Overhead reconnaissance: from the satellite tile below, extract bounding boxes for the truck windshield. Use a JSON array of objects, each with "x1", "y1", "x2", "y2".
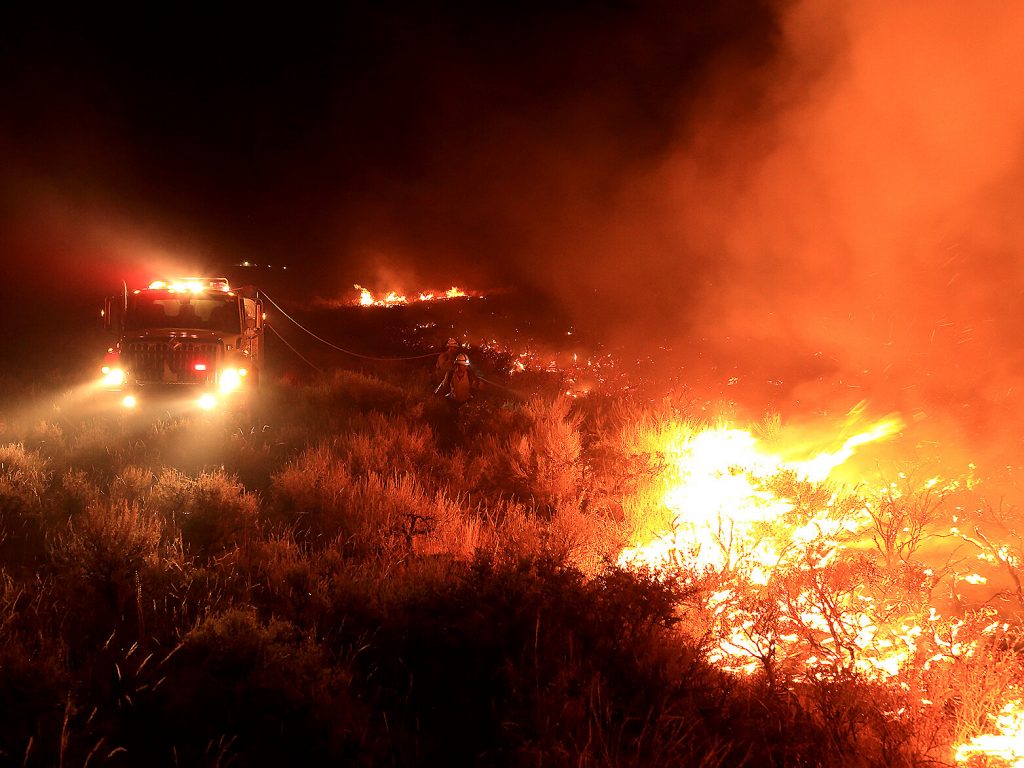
[{"x1": 126, "y1": 294, "x2": 241, "y2": 333}]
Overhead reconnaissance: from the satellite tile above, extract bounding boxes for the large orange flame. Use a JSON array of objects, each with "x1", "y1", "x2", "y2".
[
  {"x1": 614, "y1": 405, "x2": 1024, "y2": 763},
  {"x1": 619, "y1": 413, "x2": 903, "y2": 579},
  {"x1": 955, "y1": 700, "x2": 1024, "y2": 767}
]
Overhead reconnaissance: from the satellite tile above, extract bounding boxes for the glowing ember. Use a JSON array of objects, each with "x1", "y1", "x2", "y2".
[{"x1": 955, "y1": 700, "x2": 1024, "y2": 767}]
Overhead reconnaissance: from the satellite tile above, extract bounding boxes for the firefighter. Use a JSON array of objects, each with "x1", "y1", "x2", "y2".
[
  {"x1": 435, "y1": 352, "x2": 481, "y2": 450},
  {"x1": 436, "y1": 337, "x2": 461, "y2": 375},
  {"x1": 438, "y1": 353, "x2": 480, "y2": 404}
]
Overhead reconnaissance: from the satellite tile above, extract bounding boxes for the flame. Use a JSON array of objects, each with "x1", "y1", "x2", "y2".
[
  {"x1": 354, "y1": 284, "x2": 407, "y2": 306},
  {"x1": 955, "y1": 700, "x2": 1024, "y2": 767},
  {"x1": 616, "y1": 410, "x2": 939, "y2": 679},
  {"x1": 790, "y1": 415, "x2": 904, "y2": 482},
  {"x1": 352, "y1": 284, "x2": 476, "y2": 306},
  {"x1": 612, "y1": 406, "x2": 1024, "y2": 765},
  {"x1": 619, "y1": 414, "x2": 903, "y2": 576}
]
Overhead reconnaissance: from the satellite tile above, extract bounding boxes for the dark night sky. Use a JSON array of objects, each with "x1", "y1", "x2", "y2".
[
  {"x1": 0, "y1": 2, "x2": 777, "y2": 297},
  {"x1": 5, "y1": 0, "x2": 1024, "y2": 454}
]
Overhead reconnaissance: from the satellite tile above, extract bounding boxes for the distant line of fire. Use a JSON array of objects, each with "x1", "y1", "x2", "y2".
[{"x1": 353, "y1": 284, "x2": 484, "y2": 307}]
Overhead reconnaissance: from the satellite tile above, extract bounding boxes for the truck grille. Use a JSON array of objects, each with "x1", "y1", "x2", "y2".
[{"x1": 124, "y1": 341, "x2": 218, "y2": 384}]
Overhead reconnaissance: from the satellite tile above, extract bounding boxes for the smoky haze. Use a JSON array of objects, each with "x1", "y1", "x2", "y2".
[
  {"x1": 3, "y1": 0, "x2": 1024, "y2": 452},
  {"x1": 651, "y1": 0, "x2": 1024, "y2": 445},
  {"x1": 484, "y1": 0, "x2": 1024, "y2": 452}
]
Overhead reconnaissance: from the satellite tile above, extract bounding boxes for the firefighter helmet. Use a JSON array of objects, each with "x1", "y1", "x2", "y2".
[
  {"x1": 447, "y1": 337, "x2": 458, "y2": 347},
  {"x1": 455, "y1": 353, "x2": 469, "y2": 366}
]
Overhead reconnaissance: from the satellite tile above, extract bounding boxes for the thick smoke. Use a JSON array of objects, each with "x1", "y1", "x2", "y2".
[
  {"x1": 502, "y1": 0, "x2": 1024, "y2": 447},
  {"x1": 667, "y1": 0, "x2": 1024, "y2": 440}
]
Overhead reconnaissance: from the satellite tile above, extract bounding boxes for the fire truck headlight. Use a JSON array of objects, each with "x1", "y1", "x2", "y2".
[
  {"x1": 102, "y1": 367, "x2": 126, "y2": 387},
  {"x1": 218, "y1": 368, "x2": 243, "y2": 393},
  {"x1": 122, "y1": 394, "x2": 137, "y2": 409},
  {"x1": 197, "y1": 393, "x2": 218, "y2": 410}
]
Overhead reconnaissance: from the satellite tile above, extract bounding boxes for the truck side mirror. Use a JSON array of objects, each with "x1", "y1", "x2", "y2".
[
  {"x1": 243, "y1": 298, "x2": 263, "y2": 330},
  {"x1": 103, "y1": 296, "x2": 123, "y2": 333}
]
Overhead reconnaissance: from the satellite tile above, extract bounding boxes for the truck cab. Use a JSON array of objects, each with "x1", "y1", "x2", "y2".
[{"x1": 101, "y1": 278, "x2": 263, "y2": 411}]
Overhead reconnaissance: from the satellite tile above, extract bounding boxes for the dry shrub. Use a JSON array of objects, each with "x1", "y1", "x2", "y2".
[
  {"x1": 235, "y1": 534, "x2": 337, "y2": 624},
  {"x1": 308, "y1": 369, "x2": 410, "y2": 416},
  {"x1": 335, "y1": 413, "x2": 433, "y2": 476},
  {"x1": 483, "y1": 500, "x2": 545, "y2": 561},
  {"x1": 49, "y1": 500, "x2": 162, "y2": 625},
  {"x1": 110, "y1": 465, "x2": 155, "y2": 505},
  {"x1": 0, "y1": 571, "x2": 67, "y2": 767},
  {"x1": 55, "y1": 467, "x2": 101, "y2": 520},
  {"x1": 148, "y1": 468, "x2": 258, "y2": 559},
  {"x1": 431, "y1": 445, "x2": 492, "y2": 497},
  {"x1": 50, "y1": 500, "x2": 162, "y2": 581},
  {"x1": 354, "y1": 554, "x2": 692, "y2": 767},
  {"x1": 417, "y1": 497, "x2": 487, "y2": 560},
  {"x1": 349, "y1": 472, "x2": 450, "y2": 560},
  {"x1": 0, "y1": 444, "x2": 51, "y2": 564},
  {"x1": 64, "y1": 419, "x2": 126, "y2": 475},
  {"x1": 272, "y1": 442, "x2": 456, "y2": 558},
  {"x1": 144, "y1": 607, "x2": 362, "y2": 766},
  {"x1": 23, "y1": 419, "x2": 64, "y2": 454},
  {"x1": 0, "y1": 443, "x2": 50, "y2": 517},
  {"x1": 269, "y1": 442, "x2": 353, "y2": 540},
  {"x1": 222, "y1": 426, "x2": 289, "y2": 493},
  {"x1": 546, "y1": 501, "x2": 621, "y2": 575},
  {"x1": 496, "y1": 395, "x2": 584, "y2": 513}
]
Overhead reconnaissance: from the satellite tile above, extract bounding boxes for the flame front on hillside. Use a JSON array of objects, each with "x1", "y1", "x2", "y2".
[{"x1": 353, "y1": 284, "x2": 480, "y2": 306}]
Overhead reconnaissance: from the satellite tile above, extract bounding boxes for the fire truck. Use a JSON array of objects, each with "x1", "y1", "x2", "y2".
[{"x1": 100, "y1": 277, "x2": 264, "y2": 411}]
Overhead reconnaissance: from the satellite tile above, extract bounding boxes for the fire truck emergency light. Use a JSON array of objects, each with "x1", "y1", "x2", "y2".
[{"x1": 148, "y1": 278, "x2": 231, "y2": 293}]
